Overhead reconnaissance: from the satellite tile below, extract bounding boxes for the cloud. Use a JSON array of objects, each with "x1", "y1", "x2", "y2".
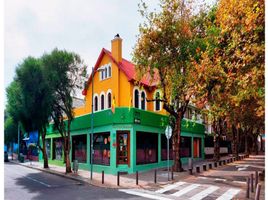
[{"x1": 4, "y1": 0, "x2": 160, "y2": 94}]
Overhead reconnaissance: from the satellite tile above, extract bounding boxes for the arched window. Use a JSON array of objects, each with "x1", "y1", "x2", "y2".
[
  {"x1": 141, "y1": 91, "x2": 146, "y2": 110},
  {"x1": 108, "y1": 65, "x2": 111, "y2": 77},
  {"x1": 101, "y1": 94, "x2": 105, "y2": 110},
  {"x1": 94, "y1": 96, "x2": 98, "y2": 111},
  {"x1": 155, "y1": 92, "x2": 160, "y2": 111},
  {"x1": 107, "y1": 92, "x2": 111, "y2": 108},
  {"x1": 134, "y1": 89, "x2": 139, "y2": 108}
]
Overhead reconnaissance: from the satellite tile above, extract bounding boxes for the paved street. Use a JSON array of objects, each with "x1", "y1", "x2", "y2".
[
  {"x1": 120, "y1": 155, "x2": 265, "y2": 200},
  {"x1": 5, "y1": 155, "x2": 265, "y2": 200},
  {"x1": 4, "y1": 162, "x2": 146, "y2": 200}
]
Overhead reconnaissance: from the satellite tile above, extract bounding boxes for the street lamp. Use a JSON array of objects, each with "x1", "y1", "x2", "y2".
[{"x1": 90, "y1": 66, "x2": 105, "y2": 180}]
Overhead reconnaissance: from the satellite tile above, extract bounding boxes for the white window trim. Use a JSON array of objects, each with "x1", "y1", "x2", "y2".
[
  {"x1": 140, "y1": 90, "x2": 147, "y2": 111},
  {"x1": 153, "y1": 90, "x2": 162, "y2": 112},
  {"x1": 100, "y1": 91, "x2": 106, "y2": 110},
  {"x1": 106, "y1": 89, "x2": 112, "y2": 109},
  {"x1": 99, "y1": 63, "x2": 112, "y2": 81},
  {"x1": 93, "y1": 93, "x2": 99, "y2": 112}
]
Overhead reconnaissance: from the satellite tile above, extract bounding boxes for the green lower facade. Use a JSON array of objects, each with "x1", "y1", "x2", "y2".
[{"x1": 40, "y1": 107, "x2": 205, "y2": 175}]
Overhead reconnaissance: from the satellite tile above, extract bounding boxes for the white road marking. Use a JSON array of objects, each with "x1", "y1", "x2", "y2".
[
  {"x1": 216, "y1": 188, "x2": 241, "y2": 200},
  {"x1": 237, "y1": 168, "x2": 247, "y2": 171},
  {"x1": 25, "y1": 176, "x2": 52, "y2": 187},
  {"x1": 119, "y1": 189, "x2": 172, "y2": 200},
  {"x1": 235, "y1": 165, "x2": 249, "y2": 168},
  {"x1": 171, "y1": 184, "x2": 200, "y2": 197},
  {"x1": 198, "y1": 177, "x2": 208, "y2": 180},
  {"x1": 215, "y1": 178, "x2": 227, "y2": 181},
  {"x1": 233, "y1": 181, "x2": 246, "y2": 184},
  {"x1": 155, "y1": 182, "x2": 186, "y2": 194},
  {"x1": 189, "y1": 186, "x2": 219, "y2": 200},
  {"x1": 9, "y1": 170, "x2": 52, "y2": 188}
]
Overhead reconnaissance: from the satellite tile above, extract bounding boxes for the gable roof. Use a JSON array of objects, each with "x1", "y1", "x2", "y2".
[{"x1": 86, "y1": 48, "x2": 159, "y2": 88}]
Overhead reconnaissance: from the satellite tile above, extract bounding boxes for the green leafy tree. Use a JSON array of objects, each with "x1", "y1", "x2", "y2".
[
  {"x1": 6, "y1": 57, "x2": 53, "y2": 168},
  {"x1": 195, "y1": 0, "x2": 264, "y2": 159},
  {"x1": 42, "y1": 49, "x2": 85, "y2": 173},
  {"x1": 133, "y1": 0, "x2": 207, "y2": 171},
  {"x1": 4, "y1": 111, "x2": 18, "y2": 151}
]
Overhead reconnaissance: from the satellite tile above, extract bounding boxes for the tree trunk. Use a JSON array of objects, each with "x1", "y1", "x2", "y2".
[
  {"x1": 212, "y1": 119, "x2": 221, "y2": 161},
  {"x1": 232, "y1": 125, "x2": 239, "y2": 159},
  {"x1": 244, "y1": 132, "x2": 248, "y2": 155},
  {"x1": 172, "y1": 115, "x2": 183, "y2": 172},
  {"x1": 41, "y1": 132, "x2": 49, "y2": 168},
  {"x1": 64, "y1": 120, "x2": 72, "y2": 173},
  {"x1": 213, "y1": 134, "x2": 220, "y2": 161}
]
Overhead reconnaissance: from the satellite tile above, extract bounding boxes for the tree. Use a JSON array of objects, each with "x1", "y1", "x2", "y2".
[
  {"x1": 42, "y1": 49, "x2": 86, "y2": 173},
  {"x1": 6, "y1": 57, "x2": 53, "y2": 168},
  {"x1": 4, "y1": 111, "x2": 18, "y2": 150},
  {"x1": 195, "y1": 0, "x2": 264, "y2": 159},
  {"x1": 133, "y1": 0, "x2": 206, "y2": 171}
]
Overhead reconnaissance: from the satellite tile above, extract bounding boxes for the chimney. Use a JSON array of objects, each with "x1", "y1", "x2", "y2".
[{"x1": 111, "y1": 34, "x2": 122, "y2": 62}]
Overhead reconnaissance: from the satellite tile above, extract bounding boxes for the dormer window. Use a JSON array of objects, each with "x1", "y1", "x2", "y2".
[
  {"x1": 99, "y1": 63, "x2": 112, "y2": 81},
  {"x1": 108, "y1": 65, "x2": 111, "y2": 77}
]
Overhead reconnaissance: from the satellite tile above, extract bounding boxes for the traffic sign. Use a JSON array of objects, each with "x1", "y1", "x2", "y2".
[{"x1": 165, "y1": 125, "x2": 172, "y2": 139}]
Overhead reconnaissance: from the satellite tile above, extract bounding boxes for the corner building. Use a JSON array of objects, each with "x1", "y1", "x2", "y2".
[{"x1": 41, "y1": 36, "x2": 205, "y2": 174}]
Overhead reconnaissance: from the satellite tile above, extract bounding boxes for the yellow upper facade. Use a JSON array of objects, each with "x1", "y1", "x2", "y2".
[{"x1": 74, "y1": 35, "x2": 166, "y2": 117}]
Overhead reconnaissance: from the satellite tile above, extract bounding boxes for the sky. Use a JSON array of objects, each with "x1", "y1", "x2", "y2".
[
  {"x1": 4, "y1": 0, "x2": 162, "y2": 99},
  {"x1": 4, "y1": 0, "x2": 217, "y2": 102}
]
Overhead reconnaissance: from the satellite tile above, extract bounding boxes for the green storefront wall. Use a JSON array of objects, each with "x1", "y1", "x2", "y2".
[{"x1": 40, "y1": 108, "x2": 205, "y2": 174}]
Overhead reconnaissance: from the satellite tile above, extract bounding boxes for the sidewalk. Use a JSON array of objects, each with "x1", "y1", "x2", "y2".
[
  {"x1": 10, "y1": 159, "x2": 190, "y2": 189},
  {"x1": 9, "y1": 154, "x2": 251, "y2": 189}
]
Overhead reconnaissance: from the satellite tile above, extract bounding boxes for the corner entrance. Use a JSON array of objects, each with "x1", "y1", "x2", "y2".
[{"x1": 116, "y1": 131, "x2": 130, "y2": 166}]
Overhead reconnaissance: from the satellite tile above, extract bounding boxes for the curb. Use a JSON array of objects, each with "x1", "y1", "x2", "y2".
[{"x1": 9, "y1": 161, "x2": 123, "y2": 189}]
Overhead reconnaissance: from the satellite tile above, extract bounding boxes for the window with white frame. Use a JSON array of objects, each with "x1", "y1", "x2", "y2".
[
  {"x1": 108, "y1": 65, "x2": 111, "y2": 77},
  {"x1": 94, "y1": 95, "x2": 98, "y2": 111},
  {"x1": 107, "y1": 91, "x2": 112, "y2": 109},
  {"x1": 134, "y1": 89, "x2": 139, "y2": 108},
  {"x1": 100, "y1": 94, "x2": 105, "y2": 110},
  {"x1": 154, "y1": 91, "x2": 161, "y2": 111},
  {"x1": 141, "y1": 91, "x2": 146, "y2": 110},
  {"x1": 99, "y1": 63, "x2": 112, "y2": 81}
]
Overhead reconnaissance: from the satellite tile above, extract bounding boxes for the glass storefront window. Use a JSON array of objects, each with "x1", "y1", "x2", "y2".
[
  {"x1": 117, "y1": 132, "x2": 129, "y2": 165},
  {"x1": 72, "y1": 135, "x2": 87, "y2": 163},
  {"x1": 53, "y1": 137, "x2": 63, "y2": 160},
  {"x1": 136, "y1": 132, "x2": 158, "y2": 165},
  {"x1": 93, "y1": 132, "x2": 110, "y2": 165},
  {"x1": 180, "y1": 136, "x2": 192, "y2": 157},
  {"x1": 161, "y1": 134, "x2": 173, "y2": 160}
]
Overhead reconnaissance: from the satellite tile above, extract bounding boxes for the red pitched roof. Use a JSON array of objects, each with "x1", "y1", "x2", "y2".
[{"x1": 86, "y1": 48, "x2": 159, "y2": 88}]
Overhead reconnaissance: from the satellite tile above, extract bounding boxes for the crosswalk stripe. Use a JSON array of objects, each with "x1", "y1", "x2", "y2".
[
  {"x1": 216, "y1": 188, "x2": 241, "y2": 200},
  {"x1": 155, "y1": 182, "x2": 186, "y2": 193},
  {"x1": 189, "y1": 186, "x2": 219, "y2": 200},
  {"x1": 119, "y1": 189, "x2": 172, "y2": 200},
  {"x1": 171, "y1": 184, "x2": 200, "y2": 197}
]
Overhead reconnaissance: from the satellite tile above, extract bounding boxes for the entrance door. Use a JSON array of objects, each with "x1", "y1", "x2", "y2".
[
  {"x1": 193, "y1": 138, "x2": 200, "y2": 158},
  {"x1": 116, "y1": 131, "x2": 130, "y2": 166}
]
